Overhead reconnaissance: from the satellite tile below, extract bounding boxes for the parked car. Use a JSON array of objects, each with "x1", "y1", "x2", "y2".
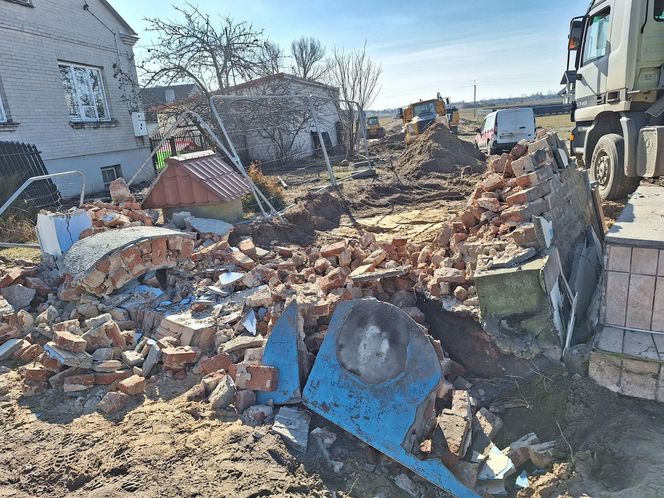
[{"x1": 475, "y1": 108, "x2": 535, "y2": 155}]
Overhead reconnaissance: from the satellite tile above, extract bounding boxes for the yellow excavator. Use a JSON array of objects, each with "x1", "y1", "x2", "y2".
[
  {"x1": 366, "y1": 115, "x2": 385, "y2": 139},
  {"x1": 399, "y1": 93, "x2": 460, "y2": 143}
]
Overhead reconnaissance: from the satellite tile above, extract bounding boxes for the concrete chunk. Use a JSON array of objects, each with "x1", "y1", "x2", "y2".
[{"x1": 271, "y1": 406, "x2": 311, "y2": 452}]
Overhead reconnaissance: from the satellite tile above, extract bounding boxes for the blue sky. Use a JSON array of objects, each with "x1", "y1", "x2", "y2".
[{"x1": 110, "y1": 0, "x2": 589, "y2": 109}]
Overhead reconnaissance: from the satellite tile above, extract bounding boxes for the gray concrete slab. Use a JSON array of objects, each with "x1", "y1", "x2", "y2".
[
  {"x1": 606, "y1": 186, "x2": 664, "y2": 247},
  {"x1": 596, "y1": 326, "x2": 624, "y2": 354},
  {"x1": 60, "y1": 226, "x2": 184, "y2": 280},
  {"x1": 623, "y1": 331, "x2": 660, "y2": 361}
]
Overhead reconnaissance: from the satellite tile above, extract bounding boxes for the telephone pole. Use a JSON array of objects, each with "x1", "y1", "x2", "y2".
[{"x1": 473, "y1": 80, "x2": 477, "y2": 119}]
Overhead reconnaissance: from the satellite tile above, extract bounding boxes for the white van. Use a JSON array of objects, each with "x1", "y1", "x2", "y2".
[{"x1": 475, "y1": 108, "x2": 535, "y2": 155}]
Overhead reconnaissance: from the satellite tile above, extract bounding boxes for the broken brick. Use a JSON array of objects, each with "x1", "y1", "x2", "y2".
[{"x1": 117, "y1": 375, "x2": 145, "y2": 396}]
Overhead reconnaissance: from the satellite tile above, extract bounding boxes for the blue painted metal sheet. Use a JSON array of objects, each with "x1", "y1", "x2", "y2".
[
  {"x1": 303, "y1": 299, "x2": 480, "y2": 498},
  {"x1": 256, "y1": 301, "x2": 302, "y2": 405}
]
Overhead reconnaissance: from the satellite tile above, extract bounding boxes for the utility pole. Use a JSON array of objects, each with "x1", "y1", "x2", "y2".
[{"x1": 473, "y1": 80, "x2": 477, "y2": 119}]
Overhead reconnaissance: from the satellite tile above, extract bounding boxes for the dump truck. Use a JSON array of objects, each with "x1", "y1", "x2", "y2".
[
  {"x1": 366, "y1": 115, "x2": 385, "y2": 139},
  {"x1": 399, "y1": 94, "x2": 459, "y2": 144},
  {"x1": 563, "y1": 0, "x2": 664, "y2": 200}
]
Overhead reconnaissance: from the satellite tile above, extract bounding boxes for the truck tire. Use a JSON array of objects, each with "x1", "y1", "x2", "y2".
[{"x1": 589, "y1": 134, "x2": 639, "y2": 200}]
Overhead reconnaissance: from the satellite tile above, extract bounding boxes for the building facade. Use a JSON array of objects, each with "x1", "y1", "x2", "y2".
[{"x1": 0, "y1": 0, "x2": 150, "y2": 195}]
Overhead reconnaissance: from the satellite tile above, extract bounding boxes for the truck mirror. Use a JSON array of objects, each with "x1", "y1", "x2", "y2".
[
  {"x1": 398, "y1": 108, "x2": 404, "y2": 118},
  {"x1": 568, "y1": 18, "x2": 584, "y2": 51}
]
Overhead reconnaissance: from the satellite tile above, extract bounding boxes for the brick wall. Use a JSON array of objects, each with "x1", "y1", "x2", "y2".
[{"x1": 0, "y1": 0, "x2": 149, "y2": 191}]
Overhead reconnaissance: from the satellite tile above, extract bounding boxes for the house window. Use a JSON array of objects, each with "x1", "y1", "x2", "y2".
[
  {"x1": 58, "y1": 62, "x2": 110, "y2": 122},
  {"x1": 0, "y1": 96, "x2": 6, "y2": 124},
  {"x1": 101, "y1": 165, "x2": 123, "y2": 189}
]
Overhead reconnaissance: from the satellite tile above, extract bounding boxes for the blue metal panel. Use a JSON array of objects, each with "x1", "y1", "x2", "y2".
[
  {"x1": 303, "y1": 299, "x2": 480, "y2": 498},
  {"x1": 256, "y1": 301, "x2": 302, "y2": 405}
]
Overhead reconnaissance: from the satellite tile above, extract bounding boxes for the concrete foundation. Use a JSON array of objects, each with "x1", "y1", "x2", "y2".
[{"x1": 164, "y1": 198, "x2": 244, "y2": 224}]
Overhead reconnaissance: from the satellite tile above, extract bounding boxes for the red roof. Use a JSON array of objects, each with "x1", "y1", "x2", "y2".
[{"x1": 142, "y1": 150, "x2": 251, "y2": 208}]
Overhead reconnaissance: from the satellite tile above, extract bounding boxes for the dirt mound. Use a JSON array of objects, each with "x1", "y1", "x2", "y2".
[
  {"x1": 394, "y1": 123, "x2": 485, "y2": 179},
  {"x1": 235, "y1": 190, "x2": 349, "y2": 247}
]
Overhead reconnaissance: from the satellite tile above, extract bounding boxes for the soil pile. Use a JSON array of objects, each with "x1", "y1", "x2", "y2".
[{"x1": 394, "y1": 123, "x2": 485, "y2": 179}]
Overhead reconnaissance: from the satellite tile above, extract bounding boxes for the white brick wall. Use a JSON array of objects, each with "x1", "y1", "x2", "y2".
[{"x1": 0, "y1": 0, "x2": 149, "y2": 193}]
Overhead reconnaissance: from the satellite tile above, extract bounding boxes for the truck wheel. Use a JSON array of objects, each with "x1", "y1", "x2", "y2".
[{"x1": 589, "y1": 134, "x2": 639, "y2": 200}]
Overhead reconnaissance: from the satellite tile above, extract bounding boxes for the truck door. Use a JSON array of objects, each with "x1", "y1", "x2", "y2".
[{"x1": 577, "y1": 7, "x2": 612, "y2": 107}]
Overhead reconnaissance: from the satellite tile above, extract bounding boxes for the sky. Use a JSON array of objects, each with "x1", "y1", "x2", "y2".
[{"x1": 110, "y1": 0, "x2": 590, "y2": 109}]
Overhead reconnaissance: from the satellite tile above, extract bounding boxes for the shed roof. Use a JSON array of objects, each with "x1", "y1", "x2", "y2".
[{"x1": 142, "y1": 151, "x2": 251, "y2": 209}]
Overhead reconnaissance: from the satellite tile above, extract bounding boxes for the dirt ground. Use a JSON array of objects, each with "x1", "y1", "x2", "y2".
[{"x1": 3, "y1": 361, "x2": 664, "y2": 497}]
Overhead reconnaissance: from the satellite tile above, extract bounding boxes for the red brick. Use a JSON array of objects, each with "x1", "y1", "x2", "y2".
[
  {"x1": 23, "y1": 277, "x2": 50, "y2": 295},
  {"x1": 230, "y1": 363, "x2": 279, "y2": 392},
  {"x1": 238, "y1": 239, "x2": 257, "y2": 256},
  {"x1": 162, "y1": 347, "x2": 198, "y2": 368},
  {"x1": 118, "y1": 375, "x2": 145, "y2": 395},
  {"x1": 120, "y1": 246, "x2": 146, "y2": 277},
  {"x1": 54, "y1": 330, "x2": 87, "y2": 353},
  {"x1": 199, "y1": 353, "x2": 233, "y2": 375},
  {"x1": 64, "y1": 374, "x2": 95, "y2": 391},
  {"x1": 20, "y1": 364, "x2": 52, "y2": 382},
  {"x1": 229, "y1": 251, "x2": 255, "y2": 270},
  {"x1": 320, "y1": 241, "x2": 346, "y2": 258},
  {"x1": 98, "y1": 391, "x2": 130, "y2": 414},
  {"x1": 319, "y1": 267, "x2": 349, "y2": 294},
  {"x1": 103, "y1": 321, "x2": 126, "y2": 349},
  {"x1": 0, "y1": 268, "x2": 23, "y2": 288},
  {"x1": 0, "y1": 323, "x2": 18, "y2": 344},
  {"x1": 18, "y1": 343, "x2": 43, "y2": 363},
  {"x1": 40, "y1": 355, "x2": 63, "y2": 372},
  {"x1": 151, "y1": 238, "x2": 168, "y2": 267},
  {"x1": 480, "y1": 173, "x2": 505, "y2": 192},
  {"x1": 94, "y1": 370, "x2": 132, "y2": 385},
  {"x1": 53, "y1": 319, "x2": 81, "y2": 333}
]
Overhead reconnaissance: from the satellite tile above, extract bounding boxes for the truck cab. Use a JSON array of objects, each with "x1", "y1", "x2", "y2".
[
  {"x1": 565, "y1": 0, "x2": 664, "y2": 199},
  {"x1": 400, "y1": 96, "x2": 450, "y2": 144}
]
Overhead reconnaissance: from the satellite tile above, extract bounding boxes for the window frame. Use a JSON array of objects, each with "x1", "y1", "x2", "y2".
[
  {"x1": 101, "y1": 165, "x2": 123, "y2": 189},
  {"x1": 0, "y1": 95, "x2": 7, "y2": 124},
  {"x1": 655, "y1": 0, "x2": 664, "y2": 22},
  {"x1": 58, "y1": 62, "x2": 111, "y2": 123},
  {"x1": 3, "y1": 0, "x2": 33, "y2": 6},
  {"x1": 581, "y1": 8, "x2": 611, "y2": 66}
]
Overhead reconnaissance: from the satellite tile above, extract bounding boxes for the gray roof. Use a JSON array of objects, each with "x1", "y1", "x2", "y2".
[{"x1": 140, "y1": 84, "x2": 201, "y2": 121}]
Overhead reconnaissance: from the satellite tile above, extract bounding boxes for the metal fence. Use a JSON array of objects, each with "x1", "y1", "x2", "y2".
[
  {"x1": 148, "y1": 130, "x2": 211, "y2": 171},
  {"x1": 0, "y1": 141, "x2": 61, "y2": 210}
]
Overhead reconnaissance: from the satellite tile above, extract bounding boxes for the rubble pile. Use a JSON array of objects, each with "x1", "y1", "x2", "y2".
[
  {"x1": 417, "y1": 386, "x2": 560, "y2": 493},
  {"x1": 77, "y1": 178, "x2": 157, "y2": 237},
  {"x1": 0, "y1": 132, "x2": 582, "y2": 496},
  {"x1": 415, "y1": 130, "x2": 574, "y2": 306}
]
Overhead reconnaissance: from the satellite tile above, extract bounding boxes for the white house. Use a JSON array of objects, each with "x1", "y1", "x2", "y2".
[
  {"x1": 0, "y1": 0, "x2": 150, "y2": 195},
  {"x1": 225, "y1": 73, "x2": 341, "y2": 166}
]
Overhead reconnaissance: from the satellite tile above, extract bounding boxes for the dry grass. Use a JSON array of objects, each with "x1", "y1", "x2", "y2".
[{"x1": 0, "y1": 246, "x2": 40, "y2": 263}]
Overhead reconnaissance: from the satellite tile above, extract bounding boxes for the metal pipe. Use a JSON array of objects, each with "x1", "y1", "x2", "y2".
[{"x1": 0, "y1": 170, "x2": 87, "y2": 219}]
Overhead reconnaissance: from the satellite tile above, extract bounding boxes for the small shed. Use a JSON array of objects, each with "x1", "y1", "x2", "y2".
[{"x1": 142, "y1": 150, "x2": 251, "y2": 223}]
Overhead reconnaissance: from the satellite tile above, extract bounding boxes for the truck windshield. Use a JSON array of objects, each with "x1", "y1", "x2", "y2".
[
  {"x1": 367, "y1": 117, "x2": 379, "y2": 125},
  {"x1": 413, "y1": 102, "x2": 436, "y2": 116},
  {"x1": 656, "y1": 0, "x2": 664, "y2": 21}
]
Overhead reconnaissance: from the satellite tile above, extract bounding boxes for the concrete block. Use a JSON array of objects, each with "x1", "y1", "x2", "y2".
[
  {"x1": 588, "y1": 352, "x2": 622, "y2": 393},
  {"x1": 36, "y1": 209, "x2": 93, "y2": 258},
  {"x1": 271, "y1": 406, "x2": 311, "y2": 452},
  {"x1": 625, "y1": 274, "x2": 655, "y2": 330},
  {"x1": 620, "y1": 358, "x2": 659, "y2": 400},
  {"x1": 604, "y1": 271, "x2": 629, "y2": 327}
]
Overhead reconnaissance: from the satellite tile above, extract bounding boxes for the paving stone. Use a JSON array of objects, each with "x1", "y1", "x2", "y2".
[
  {"x1": 623, "y1": 331, "x2": 659, "y2": 361},
  {"x1": 596, "y1": 326, "x2": 624, "y2": 353},
  {"x1": 651, "y1": 277, "x2": 664, "y2": 332},
  {"x1": 620, "y1": 358, "x2": 659, "y2": 400}
]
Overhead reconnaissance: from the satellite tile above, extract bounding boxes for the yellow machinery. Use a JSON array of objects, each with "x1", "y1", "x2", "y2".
[
  {"x1": 366, "y1": 116, "x2": 385, "y2": 139},
  {"x1": 399, "y1": 94, "x2": 459, "y2": 143}
]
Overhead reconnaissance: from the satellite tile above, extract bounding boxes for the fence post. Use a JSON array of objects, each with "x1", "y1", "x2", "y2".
[
  {"x1": 169, "y1": 137, "x2": 177, "y2": 157},
  {"x1": 308, "y1": 96, "x2": 336, "y2": 187}
]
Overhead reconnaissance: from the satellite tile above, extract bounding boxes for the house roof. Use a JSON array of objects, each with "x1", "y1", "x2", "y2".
[
  {"x1": 140, "y1": 84, "x2": 201, "y2": 122},
  {"x1": 226, "y1": 73, "x2": 339, "y2": 94},
  {"x1": 98, "y1": 0, "x2": 138, "y2": 36},
  {"x1": 142, "y1": 150, "x2": 252, "y2": 209}
]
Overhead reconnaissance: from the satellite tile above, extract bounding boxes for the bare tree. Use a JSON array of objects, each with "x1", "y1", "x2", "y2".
[
  {"x1": 140, "y1": 3, "x2": 265, "y2": 97},
  {"x1": 256, "y1": 41, "x2": 284, "y2": 77},
  {"x1": 290, "y1": 36, "x2": 330, "y2": 82},
  {"x1": 329, "y1": 42, "x2": 382, "y2": 158}
]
